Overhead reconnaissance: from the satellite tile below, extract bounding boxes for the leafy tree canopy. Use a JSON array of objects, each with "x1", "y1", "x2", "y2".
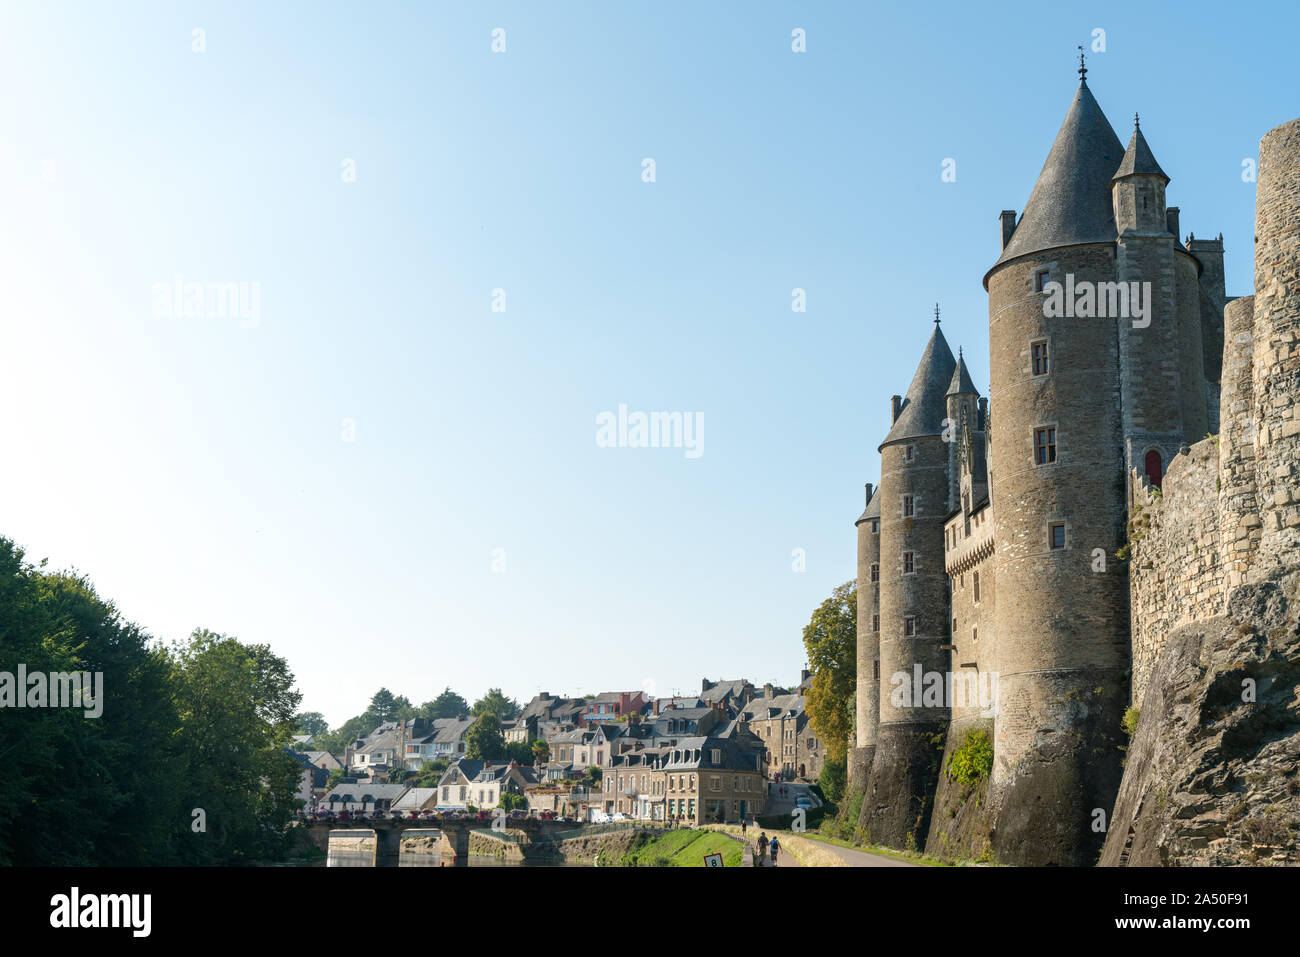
[
  {"x1": 801, "y1": 580, "x2": 857, "y2": 763},
  {"x1": 472, "y1": 687, "x2": 520, "y2": 722}
]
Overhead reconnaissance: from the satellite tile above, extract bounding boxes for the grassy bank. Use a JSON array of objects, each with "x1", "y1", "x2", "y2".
[{"x1": 611, "y1": 828, "x2": 743, "y2": 867}]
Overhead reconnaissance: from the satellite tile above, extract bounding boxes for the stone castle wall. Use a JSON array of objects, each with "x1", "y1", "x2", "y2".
[
  {"x1": 1128, "y1": 116, "x2": 1300, "y2": 708},
  {"x1": 1127, "y1": 441, "x2": 1223, "y2": 705}
]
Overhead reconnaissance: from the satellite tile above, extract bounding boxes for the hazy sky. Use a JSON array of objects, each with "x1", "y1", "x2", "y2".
[{"x1": 0, "y1": 2, "x2": 1291, "y2": 725}]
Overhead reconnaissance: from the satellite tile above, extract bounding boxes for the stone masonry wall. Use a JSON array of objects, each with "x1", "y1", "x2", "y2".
[{"x1": 1128, "y1": 440, "x2": 1224, "y2": 705}]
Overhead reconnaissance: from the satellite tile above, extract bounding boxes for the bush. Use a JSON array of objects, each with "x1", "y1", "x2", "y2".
[
  {"x1": 818, "y1": 757, "x2": 846, "y2": 806},
  {"x1": 945, "y1": 729, "x2": 993, "y2": 787},
  {"x1": 1121, "y1": 707, "x2": 1141, "y2": 737}
]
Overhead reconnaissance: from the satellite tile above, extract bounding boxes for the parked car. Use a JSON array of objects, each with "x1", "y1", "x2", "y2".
[{"x1": 611, "y1": 812, "x2": 627, "y2": 822}]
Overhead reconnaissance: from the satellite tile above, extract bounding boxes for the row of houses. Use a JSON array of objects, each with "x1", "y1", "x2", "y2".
[{"x1": 300, "y1": 675, "x2": 825, "y2": 818}]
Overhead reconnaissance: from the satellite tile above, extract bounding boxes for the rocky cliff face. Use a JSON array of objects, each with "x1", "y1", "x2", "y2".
[{"x1": 1102, "y1": 571, "x2": 1300, "y2": 866}]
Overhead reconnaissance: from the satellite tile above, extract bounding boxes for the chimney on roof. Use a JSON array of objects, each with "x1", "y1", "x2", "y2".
[
  {"x1": 890, "y1": 395, "x2": 902, "y2": 422},
  {"x1": 864, "y1": 482, "x2": 873, "y2": 506},
  {"x1": 1166, "y1": 206, "x2": 1180, "y2": 239},
  {"x1": 1000, "y1": 210, "x2": 1017, "y2": 249}
]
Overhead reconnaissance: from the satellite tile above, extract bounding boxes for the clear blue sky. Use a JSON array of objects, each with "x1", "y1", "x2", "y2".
[{"x1": 0, "y1": 2, "x2": 1292, "y2": 725}]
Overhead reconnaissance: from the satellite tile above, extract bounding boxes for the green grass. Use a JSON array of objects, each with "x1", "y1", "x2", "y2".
[{"x1": 619, "y1": 829, "x2": 743, "y2": 867}]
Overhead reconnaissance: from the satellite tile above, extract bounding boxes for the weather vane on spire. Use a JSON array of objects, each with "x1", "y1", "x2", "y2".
[
  {"x1": 1134, "y1": 112, "x2": 1140, "y2": 130},
  {"x1": 1078, "y1": 45, "x2": 1087, "y2": 81},
  {"x1": 934, "y1": 303, "x2": 941, "y2": 325}
]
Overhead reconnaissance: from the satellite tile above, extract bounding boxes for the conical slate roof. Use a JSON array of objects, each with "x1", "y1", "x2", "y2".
[
  {"x1": 987, "y1": 79, "x2": 1126, "y2": 282},
  {"x1": 1111, "y1": 122, "x2": 1169, "y2": 185},
  {"x1": 946, "y1": 349, "x2": 978, "y2": 397},
  {"x1": 856, "y1": 484, "x2": 881, "y2": 525},
  {"x1": 880, "y1": 323, "x2": 957, "y2": 449}
]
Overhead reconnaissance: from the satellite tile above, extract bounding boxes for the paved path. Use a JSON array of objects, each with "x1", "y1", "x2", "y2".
[{"x1": 798, "y1": 836, "x2": 916, "y2": 867}]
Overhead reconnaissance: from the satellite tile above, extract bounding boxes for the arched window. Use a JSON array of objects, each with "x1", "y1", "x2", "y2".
[{"x1": 1144, "y1": 449, "x2": 1163, "y2": 489}]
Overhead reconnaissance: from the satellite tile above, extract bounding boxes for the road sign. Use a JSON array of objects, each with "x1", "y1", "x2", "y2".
[{"x1": 703, "y1": 853, "x2": 723, "y2": 867}]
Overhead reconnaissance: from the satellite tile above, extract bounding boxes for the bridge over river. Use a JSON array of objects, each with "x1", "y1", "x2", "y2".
[{"x1": 301, "y1": 817, "x2": 606, "y2": 866}]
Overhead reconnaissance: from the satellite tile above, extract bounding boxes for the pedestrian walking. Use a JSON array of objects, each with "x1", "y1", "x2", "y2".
[{"x1": 769, "y1": 836, "x2": 781, "y2": 865}]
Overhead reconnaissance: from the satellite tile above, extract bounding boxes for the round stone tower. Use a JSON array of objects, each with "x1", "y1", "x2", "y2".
[
  {"x1": 860, "y1": 318, "x2": 956, "y2": 848},
  {"x1": 850, "y1": 483, "x2": 881, "y2": 787},
  {"x1": 981, "y1": 72, "x2": 1130, "y2": 865}
]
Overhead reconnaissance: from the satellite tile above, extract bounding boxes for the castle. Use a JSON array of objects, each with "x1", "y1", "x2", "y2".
[{"x1": 848, "y1": 61, "x2": 1300, "y2": 865}]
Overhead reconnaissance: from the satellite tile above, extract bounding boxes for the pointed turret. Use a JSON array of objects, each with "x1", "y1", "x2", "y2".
[
  {"x1": 986, "y1": 75, "x2": 1125, "y2": 282},
  {"x1": 1111, "y1": 114, "x2": 1171, "y2": 236},
  {"x1": 880, "y1": 314, "x2": 957, "y2": 449},
  {"x1": 1111, "y1": 115, "x2": 1169, "y2": 186},
  {"x1": 945, "y1": 348, "x2": 979, "y2": 397}
]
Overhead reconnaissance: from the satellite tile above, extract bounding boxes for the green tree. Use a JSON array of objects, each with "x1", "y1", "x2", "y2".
[
  {"x1": 472, "y1": 687, "x2": 520, "y2": 722},
  {"x1": 819, "y1": 755, "x2": 847, "y2": 805},
  {"x1": 170, "y1": 629, "x2": 303, "y2": 864},
  {"x1": 392, "y1": 694, "x2": 417, "y2": 722},
  {"x1": 0, "y1": 541, "x2": 185, "y2": 865},
  {"x1": 421, "y1": 687, "x2": 470, "y2": 719},
  {"x1": 801, "y1": 580, "x2": 857, "y2": 764},
  {"x1": 367, "y1": 688, "x2": 399, "y2": 724},
  {"x1": 411, "y1": 759, "x2": 449, "y2": 787},
  {"x1": 531, "y1": 740, "x2": 551, "y2": 765},
  {"x1": 294, "y1": 711, "x2": 329, "y2": 737},
  {"x1": 504, "y1": 740, "x2": 535, "y2": 765},
  {"x1": 499, "y1": 792, "x2": 527, "y2": 812},
  {"x1": 464, "y1": 713, "x2": 506, "y2": 760}
]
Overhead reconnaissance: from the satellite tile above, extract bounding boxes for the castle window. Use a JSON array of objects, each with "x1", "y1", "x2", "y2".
[
  {"x1": 904, "y1": 617, "x2": 916, "y2": 637},
  {"x1": 904, "y1": 445, "x2": 915, "y2": 463},
  {"x1": 1050, "y1": 523, "x2": 1066, "y2": 549},
  {"x1": 872, "y1": 614, "x2": 879, "y2": 634},
  {"x1": 903, "y1": 494, "x2": 914, "y2": 517},
  {"x1": 870, "y1": 519, "x2": 879, "y2": 534},
  {"x1": 951, "y1": 616, "x2": 957, "y2": 633},
  {"x1": 1032, "y1": 339, "x2": 1049, "y2": 376},
  {"x1": 1034, "y1": 427, "x2": 1057, "y2": 464},
  {"x1": 870, "y1": 563, "x2": 879, "y2": 583},
  {"x1": 1035, "y1": 269, "x2": 1049, "y2": 292},
  {"x1": 1144, "y1": 449, "x2": 1164, "y2": 489},
  {"x1": 973, "y1": 627, "x2": 978, "y2": 643},
  {"x1": 973, "y1": 571, "x2": 981, "y2": 603},
  {"x1": 873, "y1": 661, "x2": 879, "y2": 681},
  {"x1": 903, "y1": 551, "x2": 915, "y2": 575}
]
